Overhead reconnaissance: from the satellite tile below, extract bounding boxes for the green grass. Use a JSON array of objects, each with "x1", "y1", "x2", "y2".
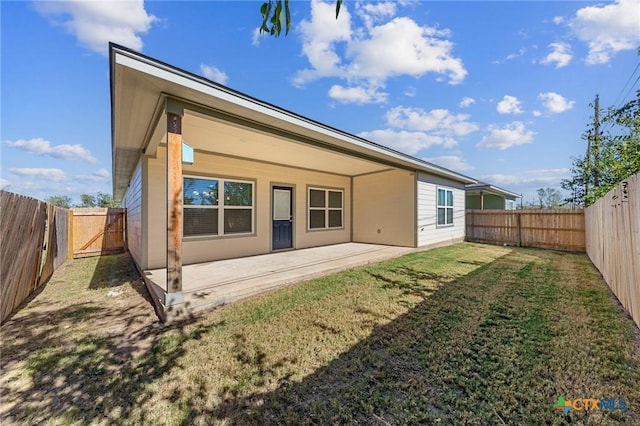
[{"x1": 1, "y1": 244, "x2": 638, "y2": 425}]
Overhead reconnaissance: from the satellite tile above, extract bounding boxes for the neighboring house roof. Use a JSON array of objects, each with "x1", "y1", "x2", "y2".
[
  {"x1": 465, "y1": 182, "x2": 520, "y2": 199},
  {"x1": 109, "y1": 43, "x2": 477, "y2": 201}
]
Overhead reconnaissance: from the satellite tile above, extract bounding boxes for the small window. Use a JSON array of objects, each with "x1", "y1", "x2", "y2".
[
  {"x1": 437, "y1": 188, "x2": 454, "y2": 226},
  {"x1": 183, "y1": 176, "x2": 253, "y2": 237},
  {"x1": 308, "y1": 187, "x2": 343, "y2": 230}
]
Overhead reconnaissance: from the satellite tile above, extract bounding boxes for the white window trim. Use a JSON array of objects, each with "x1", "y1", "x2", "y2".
[
  {"x1": 436, "y1": 187, "x2": 454, "y2": 227},
  {"x1": 183, "y1": 175, "x2": 255, "y2": 238},
  {"x1": 308, "y1": 187, "x2": 344, "y2": 231}
]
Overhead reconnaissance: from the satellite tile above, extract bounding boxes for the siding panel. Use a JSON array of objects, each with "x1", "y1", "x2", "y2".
[
  {"x1": 417, "y1": 173, "x2": 465, "y2": 247},
  {"x1": 123, "y1": 160, "x2": 143, "y2": 268}
]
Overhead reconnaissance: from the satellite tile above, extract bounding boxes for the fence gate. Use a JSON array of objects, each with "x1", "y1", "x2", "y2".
[{"x1": 70, "y1": 208, "x2": 125, "y2": 258}]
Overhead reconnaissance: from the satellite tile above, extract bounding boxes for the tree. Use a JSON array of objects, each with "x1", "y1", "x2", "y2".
[
  {"x1": 96, "y1": 191, "x2": 118, "y2": 208},
  {"x1": 562, "y1": 89, "x2": 640, "y2": 206},
  {"x1": 46, "y1": 195, "x2": 72, "y2": 208},
  {"x1": 536, "y1": 187, "x2": 563, "y2": 209},
  {"x1": 76, "y1": 192, "x2": 118, "y2": 208},
  {"x1": 79, "y1": 194, "x2": 97, "y2": 207},
  {"x1": 259, "y1": 0, "x2": 341, "y2": 37}
]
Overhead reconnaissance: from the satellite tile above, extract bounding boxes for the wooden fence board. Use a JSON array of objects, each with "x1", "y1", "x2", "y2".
[
  {"x1": 53, "y1": 208, "x2": 69, "y2": 269},
  {"x1": 71, "y1": 208, "x2": 125, "y2": 258},
  {"x1": 39, "y1": 206, "x2": 69, "y2": 286},
  {"x1": 1, "y1": 191, "x2": 48, "y2": 322},
  {"x1": 585, "y1": 174, "x2": 640, "y2": 329},
  {"x1": 465, "y1": 209, "x2": 585, "y2": 252},
  {"x1": 1, "y1": 194, "x2": 125, "y2": 323}
]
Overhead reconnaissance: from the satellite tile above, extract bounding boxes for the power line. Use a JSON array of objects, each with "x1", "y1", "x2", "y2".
[
  {"x1": 611, "y1": 61, "x2": 640, "y2": 109},
  {"x1": 602, "y1": 60, "x2": 640, "y2": 133}
]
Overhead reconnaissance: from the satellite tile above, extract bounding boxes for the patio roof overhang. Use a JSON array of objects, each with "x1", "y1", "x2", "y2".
[
  {"x1": 110, "y1": 43, "x2": 477, "y2": 202},
  {"x1": 465, "y1": 183, "x2": 520, "y2": 199}
]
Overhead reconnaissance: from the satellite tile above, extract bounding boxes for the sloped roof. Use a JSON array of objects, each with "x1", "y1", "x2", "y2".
[{"x1": 110, "y1": 43, "x2": 477, "y2": 200}]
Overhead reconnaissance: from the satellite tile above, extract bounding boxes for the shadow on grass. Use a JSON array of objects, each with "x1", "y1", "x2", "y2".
[
  {"x1": 368, "y1": 266, "x2": 448, "y2": 301},
  {"x1": 3, "y1": 248, "x2": 638, "y2": 425},
  {"x1": 213, "y1": 260, "x2": 499, "y2": 425},
  {"x1": 0, "y1": 252, "x2": 225, "y2": 425},
  {"x1": 1, "y1": 303, "x2": 225, "y2": 425},
  {"x1": 209, "y1": 249, "x2": 639, "y2": 425}
]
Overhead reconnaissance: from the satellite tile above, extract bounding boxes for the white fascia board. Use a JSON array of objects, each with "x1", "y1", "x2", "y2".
[
  {"x1": 467, "y1": 184, "x2": 520, "y2": 198},
  {"x1": 114, "y1": 49, "x2": 476, "y2": 184},
  {"x1": 485, "y1": 185, "x2": 520, "y2": 198}
]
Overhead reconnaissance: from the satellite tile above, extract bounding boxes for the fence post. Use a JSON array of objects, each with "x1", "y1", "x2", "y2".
[
  {"x1": 517, "y1": 211, "x2": 522, "y2": 247},
  {"x1": 68, "y1": 209, "x2": 74, "y2": 260}
]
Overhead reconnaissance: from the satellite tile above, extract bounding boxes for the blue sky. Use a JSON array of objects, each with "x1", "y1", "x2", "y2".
[{"x1": 2, "y1": 0, "x2": 639, "y2": 205}]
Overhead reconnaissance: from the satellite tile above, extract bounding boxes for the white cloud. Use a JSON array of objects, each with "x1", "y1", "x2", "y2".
[
  {"x1": 497, "y1": 95, "x2": 524, "y2": 115},
  {"x1": 3, "y1": 138, "x2": 96, "y2": 163},
  {"x1": 553, "y1": 16, "x2": 565, "y2": 25},
  {"x1": 358, "y1": 106, "x2": 478, "y2": 154},
  {"x1": 459, "y1": 97, "x2": 476, "y2": 108},
  {"x1": 9, "y1": 168, "x2": 67, "y2": 182},
  {"x1": 532, "y1": 110, "x2": 543, "y2": 117},
  {"x1": 78, "y1": 168, "x2": 111, "y2": 182},
  {"x1": 0, "y1": 179, "x2": 10, "y2": 189},
  {"x1": 328, "y1": 83, "x2": 388, "y2": 104},
  {"x1": 403, "y1": 86, "x2": 417, "y2": 97},
  {"x1": 541, "y1": 42, "x2": 572, "y2": 68},
  {"x1": 93, "y1": 168, "x2": 110, "y2": 178},
  {"x1": 493, "y1": 48, "x2": 527, "y2": 64},
  {"x1": 357, "y1": 1, "x2": 397, "y2": 29},
  {"x1": 200, "y1": 64, "x2": 229, "y2": 85},
  {"x1": 424, "y1": 155, "x2": 473, "y2": 172},
  {"x1": 477, "y1": 122, "x2": 535, "y2": 150},
  {"x1": 34, "y1": 0, "x2": 157, "y2": 55},
  {"x1": 570, "y1": 0, "x2": 640, "y2": 64},
  {"x1": 294, "y1": 1, "x2": 467, "y2": 90},
  {"x1": 481, "y1": 168, "x2": 570, "y2": 186},
  {"x1": 252, "y1": 27, "x2": 265, "y2": 47},
  {"x1": 386, "y1": 107, "x2": 478, "y2": 136},
  {"x1": 294, "y1": 0, "x2": 352, "y2": 85},
  {"x1": 347, "y1": 17, "x2": 467, "y2": 84},
  {"x1": 358, "y1": 129, "x2": 454, "y2": 155},
  {"x1": 539, "y1": 92, "x2": 575, "y2": 114}
]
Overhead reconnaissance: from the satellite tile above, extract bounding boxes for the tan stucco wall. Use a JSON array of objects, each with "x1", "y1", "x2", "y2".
[
  {"x1": 352, "y1": 169, "x2": 416, "y2": 247},
  {"x1": 144, "y1": 147, "x2": 352, "y2": 268}
]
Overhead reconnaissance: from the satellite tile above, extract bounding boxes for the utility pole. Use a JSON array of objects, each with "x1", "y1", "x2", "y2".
[
  {"x1": 593, "y1": 94, "x2": 601, "y2": 189},
  {"x1": 585, "y1": 94, "x2": 601, "y2": 203}
]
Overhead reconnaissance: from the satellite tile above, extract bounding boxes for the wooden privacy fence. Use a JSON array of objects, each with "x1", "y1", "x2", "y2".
[
  {"x1": 465, "y1": 209, "x2": 585, "y2": 252},
  {"x1": 0, "y1": 191, "x2": 69, "y2": 323},
  {"x1": 69, "y1": 208, "x2": 125, "y2": 258},
  {"x1": 585, "y1": 173, "x2": 640, "y2": 329}
]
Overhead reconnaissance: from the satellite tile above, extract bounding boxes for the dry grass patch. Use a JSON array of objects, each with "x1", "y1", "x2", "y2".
[{"x1": 1, "y1": 244, "x2": 638, "y2": 425}]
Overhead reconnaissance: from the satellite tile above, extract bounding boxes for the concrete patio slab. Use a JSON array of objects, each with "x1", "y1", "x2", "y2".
[{"x1": 143, "y1": 243, "x2": 413, "y2": 321}]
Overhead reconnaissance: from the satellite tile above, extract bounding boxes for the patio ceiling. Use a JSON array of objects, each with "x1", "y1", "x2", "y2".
[{"x1": 149, "y1": 109, "x2": 392, "y2": 177}]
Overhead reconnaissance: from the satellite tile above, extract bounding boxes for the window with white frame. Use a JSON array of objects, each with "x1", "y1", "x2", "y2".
[
  {"x1": 183, "y1": 176, "x2": 253, "y2": 237},
  {"x1": 308, "y1": 187, "x2": 343, "y2": 230},
  {"x1": 437, "y1": 188, "x2": 454, "y2": 226}
]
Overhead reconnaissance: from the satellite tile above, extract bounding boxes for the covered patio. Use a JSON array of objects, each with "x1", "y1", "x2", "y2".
[
  {"x1": 143, "y1": 243, "x2": 413, "y2": 320},
  {"x1": 110, "y1": 44, "x2": 474, "y2": 322}
]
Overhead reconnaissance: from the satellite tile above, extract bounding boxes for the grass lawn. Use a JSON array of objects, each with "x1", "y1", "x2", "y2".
[{"x1": 1, "y1": 243, "x2": 638, "y2": 425}]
